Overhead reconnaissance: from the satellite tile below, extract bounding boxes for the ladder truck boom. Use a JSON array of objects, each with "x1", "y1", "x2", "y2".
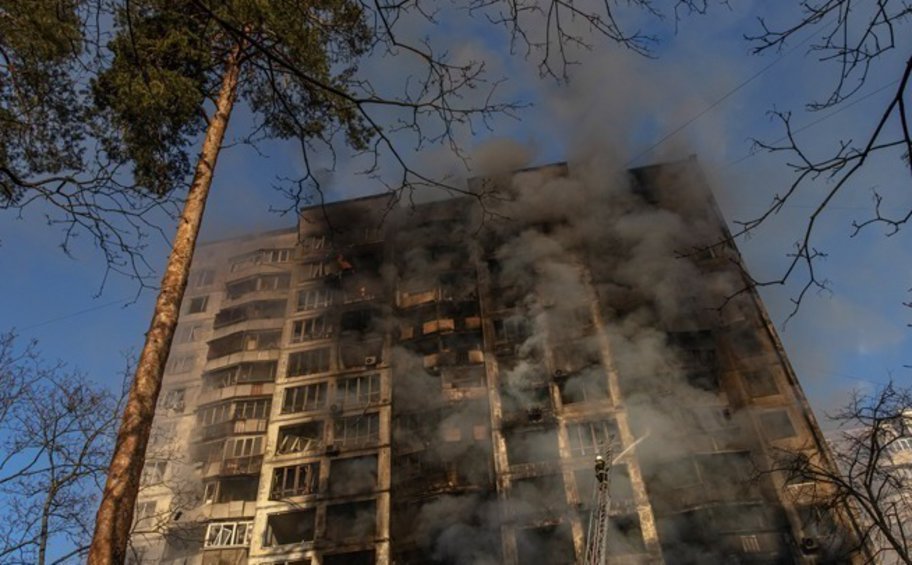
[{"x1": 584, "y1": 450, "x2": 613, "y2": 565}]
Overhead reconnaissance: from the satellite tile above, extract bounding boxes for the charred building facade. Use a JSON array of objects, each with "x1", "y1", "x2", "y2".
[{"x1": 131, "y1": 159, "x2": 854, "y2": 564}]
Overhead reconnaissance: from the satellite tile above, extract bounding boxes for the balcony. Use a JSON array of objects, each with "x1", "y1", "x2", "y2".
[
  {"x1": 221, "y1": 455, "x2": 264, "y2": 476},
  {"x1": 197, "y1": 383, "x2": 275, "y2": 407},
  {"x1": 200, "y1": 418, "x2": 268, "y2": 441}
]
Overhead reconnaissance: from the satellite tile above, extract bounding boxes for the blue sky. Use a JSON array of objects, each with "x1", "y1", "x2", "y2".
[{"x1": 1, "y1": 1, "x2": 910, "y2": 431}]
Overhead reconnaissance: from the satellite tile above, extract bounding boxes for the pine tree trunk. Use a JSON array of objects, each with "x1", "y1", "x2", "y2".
[{"x1": 87, "y1": 43, "x2": 243, "y2": 565}]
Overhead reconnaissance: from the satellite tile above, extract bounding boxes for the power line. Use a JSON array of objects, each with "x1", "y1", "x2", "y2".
[
  {"x1": 19, "y1": 296, "x2": 138, "y2": 331},
  {"x1": 626, "y1": 30, "x2": 818, "y2": 167}
]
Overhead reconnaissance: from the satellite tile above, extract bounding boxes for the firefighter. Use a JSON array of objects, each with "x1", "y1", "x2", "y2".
[{"x1": 594, "y1": 455, "x2": 609, "y2": 484}]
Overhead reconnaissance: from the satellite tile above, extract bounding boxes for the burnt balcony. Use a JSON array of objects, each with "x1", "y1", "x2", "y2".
[
  {"x1": 200, "y1": 417, "x2": 268, "y2": 441},
  {"x1": 213, "y1": 300, "x2": 287, "y2": 329}
]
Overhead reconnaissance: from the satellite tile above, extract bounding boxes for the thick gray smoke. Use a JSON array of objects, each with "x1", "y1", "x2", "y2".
[{"x1": 386, "y1": 144, "x2": 755, "y2": 562}]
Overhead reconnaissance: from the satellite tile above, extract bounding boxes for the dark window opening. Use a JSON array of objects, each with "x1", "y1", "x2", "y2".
[
  {"x1": 511, "y1": 474, "x2": 566, "y2": 516},
  {"x1": 328, "y1": 455, "x2": 378, "y2": 496},
  {"x1": 515, "y1": 524, "x2": 575, "y2": 565},
  {"x1": 505, "y1": 427, "x2": 560, "y2": 465},
  {"x1": 759, "y1": 410, "x2": 796, "y2": 440},
  {"x1": 558, "y1": 370, "x2": 610, "y2": 404},
  {"x1": 323, "y1": 550, "x2": 375, "y2": 565},
  {"x1": 265, "y1": 509, "x2": 316, "y2": 546},
  {"x1": 324, "y1": 500, "x2": 376, "y2": 542}
]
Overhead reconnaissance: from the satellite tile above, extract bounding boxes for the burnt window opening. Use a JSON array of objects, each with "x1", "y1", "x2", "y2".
[
  {"x1": 505, "y1": 427, "x2": 560, "y2": 465},
  {"x1": 558, "y1": 370, "x2": 610, "y2": 405},
  {"x1": 731, "y1": 328, "x2": 769, "y2": 357},
  {"x1": 323, "y1": 550, "x2": 375, "y2": 565},
  {"x1": 494, "y1": 316, "x2": 532, "y2": 344},
  {"x1": 566, "y1": 420, "x2": 618, "y2": 458},
  {"x1": 697, "y1": 451, "x2": 755, "y2": 487},
  {"x1": 551, "y1": 344, "x2": 601, "y2": 377},
  {"x1": 744, "y1": 370, "x2": 780, "y2": 398},
  {"x1": 501, "y1": 386, "x2": 553, "y2": 426},
  {"x1": 204, "y1": 362, "x2": 276, "y2": 389},
  {"x1": 759, "y1": 410, "x2": 797, "y2": 440},
  {"x1": 287, "y1": 347, "x2": 331, "y2": 377},
  {"x1": 339, "y1": 339, "x2": 383, "y2": 370},
  {"x1": 511, "y1": 474, "x2": 566, "y2": 516},
  {"x1": 282, "y1": 382, "x2": 328, "y2": 414},
  {"x1": 277, "y1": 421, "x2": 324, "y2": 454},
  {"x1": 265, "y1": 509, "x2": 316, "y2": 546},
  {"x1": 340, "y1": 307, "x2": 379, "y2": 335},
  {"x1": 685, "y1": 369, "x2": 721, "y2": 392},
  {"x1": 210, "y1": 476, "x2": 259, "y2": 503},
  {"x1": 328, "y1": 455, "x2": 378, "y2": 496},
  {"x1": 606, "y1": 514, "x2": 646, "y2": 555},
  {"x1": 515, "y1": 524, "x2": 575, "y2": 565},
  {"x1": 291, "y1": 315, "x2": 332, "y2": 342},
  {"x1": 324, "y1": 500, "x2": 376, "y2": 542},
  {"x1": 333, "y1": 413, "x2": 380, "y2": 449},
  {"x1": 271, "y1": 462, "x2": 319, "y2": 499}
]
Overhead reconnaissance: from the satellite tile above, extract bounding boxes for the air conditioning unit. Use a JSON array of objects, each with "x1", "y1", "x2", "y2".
[{"x1": 364, "y1": 355, "x2": 378, "y2": 366}]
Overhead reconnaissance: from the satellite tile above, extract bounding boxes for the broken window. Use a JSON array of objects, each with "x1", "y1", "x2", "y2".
[
  {"x1": 265, "y1": 510, "x2": 316, "y2": 546},
  {"x1": 566, "y1": 420, "x2": 617, "y2": 458},
  {"x1": 333, "y1": 413, "x2": 380, "y2": 449},
  {"x1": 301, "y1": 261, "x2": 330, "y2": 280},
  {"x1": 505, "y1": 427, "x2": 560, "y2": 465},
  {"x1": 337, "y1": 374, "x2": 381, "y2": 408},
  {"x1": 341, "y1": 308, "x2": 378, "y2": 335},
  {"x1": 515, "y1": 524, "x2": 575, "y2": 565},
  {"x1": 324, "y1": 500, "x2": 376, "y2": 542},
  {"x1": 759, "y1": 410, "x2": 797, "y2": 440},
  {"x1": 212, "y1": 476, "x2": 259, "y2": 502},
  {"x1": 277, "y1": 421, "x2": 324, "y2": 454},
  {"x1": 296, "y1": 287, "x2": 334, "y2": 311},
  {"x1": 204, "y1": 520, "x2": 253, "y2": 548},
  {"x1": 744, "y1": 370, "x2": 780, "y2": 398},
  {"x1": 558, "y1": 369, "x2": 609, "y2": 405},
  {"x1": 271, "y1": 462, "x2": 319, "y2": 499},
  {"x1": 287, "y1": 347, "x2": 331, "y2": 377},
  {"x1": 301, "y1": 234, "x2": 327, "y2": 251},
  {"x1": 282, "y1": 382, "x2": 328, "y2": 414},
  {"x1": 339, "y1": 339, "x2": 383, "y2": 369},
  {"x1": 291, "y1": 315, "x2": 332, "y2": 342},
  {"x1": 511, "y1": 474, "x2": 566, "y2": 516},
  {"x1": 328, "y1": 455, "x2": 378, "y2": 496},
  {"x1": 160, "y1": 388, "x2": 186, "y2": 413},
  {"x1": 187, "y1": 295, "x2": 209, "y2": 314}
]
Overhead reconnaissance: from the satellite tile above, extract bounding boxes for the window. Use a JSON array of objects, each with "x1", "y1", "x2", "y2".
[
  {"x1": 160, "y1": 388, "x2": 186, "y2": 413},
  {"x1": 301, "y1": 234, "x2": 327, "y2": 251},
  {"x1": 333, "y1": 413, "x2": 380, "y2": 448},
  {"x1": 226, "y1": 274, "x2": 291, "y2": 299},
  {"x1": 328, "y1": 455, "x2": 377, "y2": 496},
  {"x1": 558, "y1": 371, "x2": 609, "y2": 405},
  {"x1": 165, "y1": 354, "x2": 196, "y2": 374},
  {"x1": 234, "y1": 399, "x2": 271, "y2": 420},
  {"x1": 296, "y1": 287, "x2": 334, "y2": 311},
  {"x1": 744, "y1": 370, "x2": 779, "y2": 398},
  {"x1": 325, "y1": 501, "x2": 376, "y2": 541},
  {"x1": 287, "y1": 347, "x2": 331, "y2": 377},
  {"x1": 140, "y1": 461, "x2": 168, "y2": 485},
  {"x1": 282, "y1": 382, "x2": 328, "y2": 414},
  {"x1": 135, "y1": 500, "x2": 157, "y2": 521},
  {"x1": 264, "y1": 248, "x2": 293, "y2": 263},
  {"x1": 199, "y1": 403, "x2": 232, "y2": 426},
  {"x1": 265, "y1": 510, "x2": 316, "y2": 546},
  {"x1": 890, "y1": 437, "x2": 912, "y2": 453},
  {"x1": 337, "y1": 374, "x2": 381, "y2": 408},
  {"x1": 494, "y1": 316, "x2": 531, "y2": 343},
  {"x1": 205, "y1": 477, "x2": 259, "y2": 503},
  {"x1": 224, "y1": 436, "x2": 264, "y2": 458},
  {"x1": 301, "y1": 261, "x2": 328, "y2": 280},
  {"x1": 506, "y1": 427, "x2": 560, "y2": 464},
  {"x1": 271, "y1": 463, "x2": 319, "y2": 499},
  {"x1": 188, "y1": 295, "x2": 209, "y2": 314},
  {"x1": 277, "y1": 421, "x2": 324, "y2": 454},
  {"x1": 204, "y1": 362, "x2": 276, "y2": 388},
  {"x1": 204, "y1": 521, "x2": 253, "y2": 548},
  {"x1": 193, "y1": 269, "x2": 216, "y2": 288},
  {"x1": 291, "y1": 316, "x2": 332, "y2": 342},
  {"x1": 759, "y1": 410, "x2": 796, "y2": 440},
  {"x1": 176, "y1": 324, "x2": 204, "y2": 344},
  {"x1": 567, "y1": 420, "x2": 617, "y2": 457}
]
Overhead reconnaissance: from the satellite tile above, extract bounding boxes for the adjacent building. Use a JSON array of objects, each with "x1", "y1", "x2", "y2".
[{"x1": 129, "y1": 158, "x2": 858, "y2": 564}]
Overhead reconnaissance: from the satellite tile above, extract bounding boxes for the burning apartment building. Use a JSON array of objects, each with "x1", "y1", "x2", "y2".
[{"x1": 129, "y1": 158, "x2": 859, "y2": 564}]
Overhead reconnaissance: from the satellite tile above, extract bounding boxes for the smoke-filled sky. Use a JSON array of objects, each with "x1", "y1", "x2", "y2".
[{"x1": 1, "y1": 1, "x2": 910, "y2": 423}]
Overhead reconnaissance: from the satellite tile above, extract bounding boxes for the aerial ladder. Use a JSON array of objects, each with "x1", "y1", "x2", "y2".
[
  {"x1": 584, "y1": 448, "x2": 613, "y2": 565},
  {"x1": 583, "y1": 431, "x2": 649, "y2": 565}
]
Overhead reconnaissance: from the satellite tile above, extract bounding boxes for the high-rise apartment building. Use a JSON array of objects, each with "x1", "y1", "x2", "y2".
[{"x1": 130, "y1": 159, "x2": 857, "y2": 564}]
